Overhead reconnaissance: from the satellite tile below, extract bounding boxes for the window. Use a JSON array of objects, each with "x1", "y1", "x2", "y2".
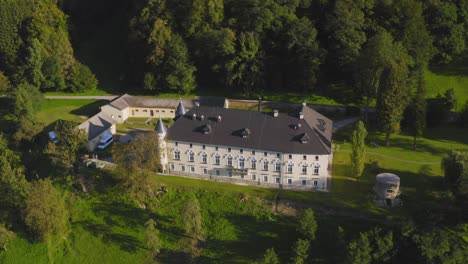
[
  {"x1": 190, "y1": 144, "x2": 193, "y2": 148},
  {"x1": 252, "y1": 174, "x2": 257, "y2": 181},
  {"x1": 240, "y1": 174, "x2": 245, "y2": 179},
  {"x1": 302, "y1": 165, "x2": 307, "y2": 174},
  {"x1": 170, "y1": 110, "x2": 174, "y2": 113},
  {"x1": 252, "y1": 150, "x2": 255, "y2": 155},
  {"x1": 203, "y1": 168, "x2": 208, "y2": 174},
  {"x1": 181, "y1": 165, "x2": 185, "y2": 172},
  {"x1": 275, "y1": 177, "x2": 280, "y2": 184},
  {"x1": 174, "y1": 150, "x2": 180, "y2": 160},
  {"x1": 215, "y1": 170, "x2": 220, "y2": 176},
  {"x1": 313, "y1": 180, "x2": 319, "y2": 187},
  {"x1": 170, "y1": 164, "x2": 174, "y2": 170},
  {"x1": 227, "y1": 156, "x2": 233, "y2": 166},
  {"x1": 264, "y1": 152, "x2": 267, "y2": 157},
  {"x1": 228, "y1": 147, "x2": 231, "y2": 153},
  {"x1": 287, "y1": 164, "x2": 293, "y2": 174},
  {"x1": 228, "y1": 170, "x2": 232, "y2": 177},
  {"x1": 118, "y1": 115, "x2": 121, "y2": 118},
  {"x1": 156, "y1": 110, "x2": 159, "y2": 113},
  {"x1": 302, "y1": 179, "x2": 307, "y2": 186},
  {"x1": 303, "y1": 155, "x2": 307, "y2": 160},
  {"x1": 263, "y1": 160, "x2": 269, "y2": 171},
  {"x1": 289, "y1": 154, "x2": 292, "y2": 159},
  {"x1": 314, "y1": 164, "x2": 319, "y2": 175},
  {"x1": 190, "y1": 166, "x2": 195, "y2": 173},
  {"x1": 143, "y1": 109, "x2": 148, "y2": 112},
  {"x1": 215, "y1": 146, "x2": 219, "y2": 151},
  {"x1": 135, "y1": 109, "x2": 139, "y2": 112},
  {"x1": 287, "y1": 178, "x2": 292, "y2": 185},
  {"x1": 215, "y1": 154, "x2": 220, "y2": 165},
  {"x1": 240, "y1": 149, "x2": 243, "y2": 154},
  {"x1": 275, "y1": 161, "x2": 281, "y2": 172},
  {"x1": 162, "y1": 110, "x2": 165, "y2": 113},
  {"x1": 276, "y1": 153, "x2": 280, "y2": 158},
  {"x1": 251, "y1": 160, "x2": 257, "y2": 169},
  {"x1": 239, "y1": 158, "x2": 245, "y2": 169},
  {"x1": 263, "y1": 176, "x2": 268, "y2": 182},
  {"x1": 202, "y1": 145, "x2": 206, "y2": 150},
  {"x1": 189, "y1": 152, "x2": 194, "y2": 162},
  {"x1": 175, "y1": 142, "x2": 178, "y2": 146},
  {"x1": 202, "y1": 153, "x2": 207, "y2": 164},
  {"x1": 315, "y1": 156, "x2": 319, "y2": 161}
]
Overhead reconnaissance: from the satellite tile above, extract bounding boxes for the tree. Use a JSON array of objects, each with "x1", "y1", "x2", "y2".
[
  {"x1": 0, "y1": 71, "x2": 10, "y2": 93},
  {"x1": 0, "y1": 134, "x2": 29, "y2": 219},
  {"x1": 12, "y1": 116, "x2": 43, "y2": 147},
  {"x1": 290, "y1": 238, "x2": 310, "y2": 264},
  {"x1": 346, "y1": 232, "x2": 372, "y2": 264},
  {"x1": 376, "y1": 61, "x2": 410, "y2": 146},
  {"x1": 0, "y1": 224, "x2": 15, "y2": 251},
  {"x1": 24, "y1": 179, "x2": 68, "y2": 241},
  {"x1": 441, "y1": 150, "x2": 468, "y2": 194},
  {"x1": 326, "y1": 0, "x2": 373, "y2": 68},
  {"x1": 68, "y1": 62, "x2": 98, "y2": 92},
  {"x1": 350, "y1": 120, "x2": 367, "y2": 179},
  {"x1": 403, "y1": 88, "x2": 426, "y2": 150},
  {"x1": 145, "y1": 219, "x2": 162, "y2": 260},
  {"x1": 297, "y1": 208, "x2": 318, "y2": 240},
  {"x1": 49, "y1": 120, "x2": 86, "y2": 171},
  {"x1": 163, "y1": 34, "x2": 197, "y2": 94},
  {"x1": 257, "y1": 247, "x2": 279, "y2": 264},
  {"x1": 41, "y1": 56, "x2": 66, "y2": 91},
  {"x1": 444, "y1": 88, "x2": 457, "y2": 112},
  {"x1": 146, "y1": 18, "x2": 172, "y2": 67},
  {"x1": 182, "y1": 197, "x2": 204, "y2": 241},
  {"x1": 12, "y1": 82, "x2": 44, "y2": 121},
  {"x1": 459, "y1": 101, "x2": 468, "y2": 127}
]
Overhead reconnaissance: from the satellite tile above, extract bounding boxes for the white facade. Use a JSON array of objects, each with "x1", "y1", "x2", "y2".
[
  {"x1": 84, "y1": 124, "x2": 116, "y2": 152},
  {"x1": 164, "y1": 141, "x2": 330, "y2": 190}
]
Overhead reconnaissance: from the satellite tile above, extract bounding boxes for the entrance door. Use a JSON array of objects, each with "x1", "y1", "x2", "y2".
[{"x1": 150, "y1": 110, "x2": 154, "y2": 116}]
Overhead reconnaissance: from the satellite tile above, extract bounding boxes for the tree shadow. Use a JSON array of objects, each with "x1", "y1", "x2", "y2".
[
  {"x1": 76, "y1": 220, "x2": 143, "y2": 253},
  {"x1": 422, "y1": 126, "x2": 468, "y2": 147},
  {"x1": 429, "y1": 62, "x2": 468, "y2": 77},
  {"x1": 70, "y1": 100, "x2": 109, "y2": 117}
]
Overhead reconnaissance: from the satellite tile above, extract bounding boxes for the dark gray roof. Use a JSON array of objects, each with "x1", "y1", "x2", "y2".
[
  {"x1": 78, "y1": 112, "x2": 116, "y2": 141},
  {"x1": 175, "y1": 100, "x2": 186, "y2": 116},
  {"x1": 155, "y1": 117, "x2": 167, "y2": 134},
  {"x1": 167, "y1": 105, "x2": 333, "y2": 155},
  {"x1": 107, "y1": 94, "x2": 225, "y2": 110}
]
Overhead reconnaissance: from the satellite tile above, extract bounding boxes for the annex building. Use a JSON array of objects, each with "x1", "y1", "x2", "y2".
[{"x1": 157, "y1": 101, "x2": 333, "y2": 190}]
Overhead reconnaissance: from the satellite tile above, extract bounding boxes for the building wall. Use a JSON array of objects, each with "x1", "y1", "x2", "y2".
[
  {"x1": 128, "y1": 107, "x2": 183, "y2": 119},
  {"x1": 165, "y1": 140, "x2": 330, "y2": 190},
  {"x1": 85, "y1": 124, "x2": 116, "y2": 152},
  {"x1": 100, "y1": 105, "x2": 127, "y2": 124}
]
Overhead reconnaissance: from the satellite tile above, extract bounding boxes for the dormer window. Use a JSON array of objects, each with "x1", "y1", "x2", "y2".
[
  {"x1": 202, "y1": 124, "x2": 212, "y2": 134},
  {"x1": 299, "y1": 133, "x2": 310, "y2": 144},
  {"x1": 240, "y1": 128, "x2": 251, "y2": 138}
]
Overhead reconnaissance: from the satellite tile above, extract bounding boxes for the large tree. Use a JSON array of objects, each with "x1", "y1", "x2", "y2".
[
  {"x1": 441, "y1": 150, "x2": 468, "y2": 195},
  {"x1": 48, "y1": 120, "x2": 86, "y2": 172},
  {"x1": 24, "y1": 179, "x2": 69, "y2": 241},
  {"x1": 403, "y1": 87, "x2": 426, "y2": 150},
  {"x1": 12, "y1": 82, "x2": 44, "y2": 121},
  {"x1": 376, "y1": 60, "x2": 410, "y2": 146},
  {"x1": 350, "y1": 121, "x2": 367, "y2": 179}
]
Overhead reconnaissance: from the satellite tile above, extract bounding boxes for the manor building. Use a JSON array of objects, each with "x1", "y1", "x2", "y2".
[{"x1": 157, "y1": 102, "x2": 333, "y2": 190}]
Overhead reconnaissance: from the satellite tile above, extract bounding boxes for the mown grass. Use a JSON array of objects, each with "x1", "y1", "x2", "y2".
[
  {"x1": 37, "y1": 99, "x2": 107, "y2": 129},
  {"x1": 426, "y1": 66, "x2": 468, "y2": 111}
]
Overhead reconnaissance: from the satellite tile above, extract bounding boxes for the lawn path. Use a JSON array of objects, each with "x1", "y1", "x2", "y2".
[{"x1": 336, "y1": 149, "x2": 440, "y2": 164}]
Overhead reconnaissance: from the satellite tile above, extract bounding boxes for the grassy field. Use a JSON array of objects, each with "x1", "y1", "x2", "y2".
[
  {"x1": 426, "y1": 65, "x2": 468, "y2": 111},
  {"x1": 37, "y1": 99, "x2": 107, "y2": 129}
]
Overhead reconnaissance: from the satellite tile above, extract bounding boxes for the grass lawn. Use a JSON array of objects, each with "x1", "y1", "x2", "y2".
[
  {"x1": 426, "y1": 65, "x2": 468, "y2": 111},
  {"x1": 37, "y1": 99, "x2": 107, "y2": 129}
]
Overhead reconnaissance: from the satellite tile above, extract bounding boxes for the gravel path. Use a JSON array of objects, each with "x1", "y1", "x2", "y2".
[
  {"x1": 336, "y1": 149, "x2": 440, "y2": 165},
  {"x1": 332, "y1": 116, "x2": 361, "y2": 132}
]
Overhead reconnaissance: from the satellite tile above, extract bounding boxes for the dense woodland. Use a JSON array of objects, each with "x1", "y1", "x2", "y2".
[{"x1": 0, "y1": 0, "x2": 468, "y2": 263}]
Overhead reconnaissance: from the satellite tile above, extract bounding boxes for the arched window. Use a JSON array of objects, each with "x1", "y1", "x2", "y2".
[
  {"x1": 189, "y1": 151, "x2": 194, "y2": 162},
  {"x1": 239, "y1": 157, "x2": 245, "y2": 169},
  {"x1": 275, "y1": 161, "x2": 281, "y2": 172},
  {"x1": 227, "y1": 156, "x2": 233, "y2": 166},
  {"x1": 263, "y1": 160, "x2": 269, "y2": 171},
  {"x1": 302, "y1": 164, "x2": 307, "y2": 174},
  {"x1": 287, "y1": 163, "x2": 293, "y2": 174},
  {"x1": 202, "y1": 153, "x2": 207, "y2": 164},
  {"x1": 174, "y1": 150, "x2": 180, "y2": 160},
  {"x1": 314, "y1": 164, "x2": 320, "y2": 175},
  {"x1": 251, "y1": 159, "x2": 257, "y2": 169},
  {"x1": 214, "y1": 154, "x2": 220, "y2": 165}
]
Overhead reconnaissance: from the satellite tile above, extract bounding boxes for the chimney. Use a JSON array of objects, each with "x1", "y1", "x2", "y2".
[
  {"x1": 299, "y1": 112, "x2": 304, "y2": 119},
  {"x1": 258, "y1": 96, "x2": 262, "y2": 112},
  {"x1": 217, "y1": 115, "x2": 222, "y2": 122},
  {"x1": 192, "y1": 113, "x2": 197, "y2": 120},
  {"x1": 195, "y1": 102, "x2": 200, "y2": 107},
  {"x1": 273, "y1": 110, "x2": 278, "y2": 117},
  {"x1": 200, "y1": 115, "x2": 204, "y2": 121}
]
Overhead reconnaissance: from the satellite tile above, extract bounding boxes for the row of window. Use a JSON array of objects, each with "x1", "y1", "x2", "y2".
[
  {"x1": 170, "y1": 164, "x2": 319, "y2": 186},
  {"x1": 174, "y1": 142, "x2": 320, "y2": 161},
  {"x1": 173, "y1": 151, "x2": 320, "y2": 174},
  {"x1": 134, "y1": 109, "x2": 174, "y2": 113}
]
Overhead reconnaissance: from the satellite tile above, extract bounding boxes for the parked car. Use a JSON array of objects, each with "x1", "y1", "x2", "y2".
[{"x1": 48, "y1": 131, "x2": 58, "y2": 144}]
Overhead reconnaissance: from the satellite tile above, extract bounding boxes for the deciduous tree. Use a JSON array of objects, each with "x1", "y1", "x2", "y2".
[
  {"x1": 297, "y1": 208, "x2": 317, "y2": 240},
  {"x1": 182, "y1": 197, "x2": 204, "y2": 241},
  {"x1": 145, "y1": 219, "x2": 162, "y2": 260},
  {"x1": 24, "y1": 179, "x2": 68, "y2": 241},
  {"x1": 290, "y1": 238, "x2": 310, "y2": 264},
  {"x1": 258, "y1": 247, "x2": 279, "y2": 264},
  {"x1": 0, "y1": 224, "x2": 15, "y2": 251}
]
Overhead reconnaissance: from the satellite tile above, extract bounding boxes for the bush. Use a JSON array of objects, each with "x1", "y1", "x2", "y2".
[
  {"x1": 67, "y1": 62, "x2": 98, "y2": 92},
  {"x1": 459, "y1": 101, "x2": 468, "y2": 127},
  {"x1": 370, "y1": 159, "x2": 381, "y2": 174}
]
